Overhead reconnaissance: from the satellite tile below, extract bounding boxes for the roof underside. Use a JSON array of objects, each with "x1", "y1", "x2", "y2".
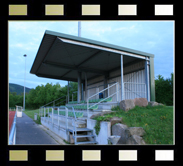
[{"x1": 30, "y1": 30, "x2": 154, "y2": 82}]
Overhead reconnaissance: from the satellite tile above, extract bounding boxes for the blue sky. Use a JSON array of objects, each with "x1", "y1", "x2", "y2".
[{"x1": 8, "y1": 21, "x2": 174, "y2": 89}]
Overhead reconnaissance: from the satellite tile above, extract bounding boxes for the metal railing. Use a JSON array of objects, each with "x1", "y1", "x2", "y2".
[
  {"x1": 41, "y1": 106, "x2": 78, "y2": 141},
  {"x1": 87, "y1": 82, "x2": 119, "y2": 118},
  {"x1": 9, "y1": 111, "x2": 17, "y2": 145}
]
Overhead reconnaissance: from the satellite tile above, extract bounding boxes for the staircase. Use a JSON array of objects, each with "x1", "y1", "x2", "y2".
[{"x1": 68, "y1": 118, "x2": 97, "y2": 145}]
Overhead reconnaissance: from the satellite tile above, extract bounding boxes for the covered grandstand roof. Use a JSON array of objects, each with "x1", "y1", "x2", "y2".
[{"x1": 30, "y1": 30, "x2": 154, "y2": 82}]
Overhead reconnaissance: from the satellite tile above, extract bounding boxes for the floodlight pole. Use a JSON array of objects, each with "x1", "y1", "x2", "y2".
[{"x1": 23, "y1": 54, "x2": 27, "y2": 111}]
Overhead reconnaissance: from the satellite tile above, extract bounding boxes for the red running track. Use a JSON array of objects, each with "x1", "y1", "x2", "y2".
[{"x1": 9, "y1": 111, "x2": 16, "y2": 132}]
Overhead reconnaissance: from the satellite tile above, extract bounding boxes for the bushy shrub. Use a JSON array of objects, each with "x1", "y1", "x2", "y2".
[{"x1": 155, "y1": 73, "x2": 173, "y2": 106}]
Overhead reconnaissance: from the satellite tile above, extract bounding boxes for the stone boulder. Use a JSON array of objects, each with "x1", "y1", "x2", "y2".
[
  {"x1": 110, "y1": 117, "x2": 122, "y2": 126},
  {"x1": 148, "y1": 101, "x2": 164, "y2": 107},
  {"x1": 133, "y1": 98, "x2": 148, "y2": 107},
  {"x1": 125, "y1": 127, "x2": 145, "y2": 137},
  {"x1": 112, "y1": 123, "x2": 128, "y2": 144},
  {"x1": 126, "y1": 135, "x2": 146, "y2": 145},
  {"x1": 148, "y1": 101, "x2": 159, "y2": 107},
  {"x1": 119, "y1": 99, "x2": 135, "y2": 112}
]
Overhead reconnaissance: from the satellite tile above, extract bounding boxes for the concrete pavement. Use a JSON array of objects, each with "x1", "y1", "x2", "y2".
[{"x1": 16, "y1": 112, "x2": 63, "y2": 145}]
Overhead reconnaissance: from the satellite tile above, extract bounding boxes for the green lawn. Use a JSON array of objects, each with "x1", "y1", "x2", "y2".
[
  {"x1": 24, "y1": 109, "x2": 41, "y2": 124},
  {"x1": 93, "y1": 105, "x2": 174, "y2": 145}
]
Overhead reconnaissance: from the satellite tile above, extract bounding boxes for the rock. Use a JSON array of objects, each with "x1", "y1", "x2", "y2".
[
  {"x1": 133, "y1": 98, "x2": 148, "y2": 107},
  {"x1": 108, "y1": 135, "x2": 121, "y2": 145},
  {"x1": 112, "y1": 123, "x2": 128, "y2": 136},
  {"x1": 126, "y1": 135, "x2": 146, "y2": 145},
  {"x1": 112, "y1": 123, "x2": 128, "y2": 144},
  {"x1": 110, "y1": 117, "x2": 122, "y2": 126},
  {"x1": 158, "y1": 103, "x2": 164, "y2": 106},
  {"x1": 125, "y1": 127, "x2": 145, "y2": 137},
  {"x1": 148, "y1": 101, "x2": 159, "y2": 107},
  {"x1": 119, "y1": 99, "x2": 135, "y2": 111},
  {"x1": 90, "y1": 111, "x2": 112, "y2": 119}
]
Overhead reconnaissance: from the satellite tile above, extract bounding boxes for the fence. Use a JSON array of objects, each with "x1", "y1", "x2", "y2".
[{"x1": 9, "y1": 111, "x2": 17, "y2": 145}]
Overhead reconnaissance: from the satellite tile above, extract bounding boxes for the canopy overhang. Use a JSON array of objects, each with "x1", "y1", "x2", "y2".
[{"x1": 30, "y1": 30, "x2": 154, "y2": 82}]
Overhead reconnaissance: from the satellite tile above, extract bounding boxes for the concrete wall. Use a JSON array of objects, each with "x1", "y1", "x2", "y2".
[
  {"x1": 87, "y1": 119, "x2": 111, "y2": 145},
  {"x1": 41, "y1": 117, "x2": 69, "y2": 141}
]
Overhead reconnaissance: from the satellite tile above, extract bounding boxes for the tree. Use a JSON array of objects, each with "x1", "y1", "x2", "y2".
[{"x1": 155, "y1": 73, "x2": 173, "y2": 106}]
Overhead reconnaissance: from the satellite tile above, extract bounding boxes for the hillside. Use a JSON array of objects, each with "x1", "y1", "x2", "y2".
[{"x1": 9, "y1": 83, "x2": 32, "y2": 95}]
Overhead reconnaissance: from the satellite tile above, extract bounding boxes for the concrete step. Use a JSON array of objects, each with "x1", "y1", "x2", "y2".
[
  {"x1": 75, "y1": 141, "x2": 97, "y2": 145},
  {"x1": 73, "y1": 135, "x2": 95, "y2": 138}
]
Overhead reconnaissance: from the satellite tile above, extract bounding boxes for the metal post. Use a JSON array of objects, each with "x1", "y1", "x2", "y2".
[
  {"x1": 66, "y1": 107, "x2": 68, "y2": 132},
  {"x1": 81, "y1": 83, "x2": 84, "y2": 100},
  {"x1": 104, "y1": 76, "x2": 107, "y2": 98},
  {"x1": 58, "y1": 108, "x2": 59, "y2": 127},
  {"x1": 23, "y1": 54, "x2": 27, "y2": 111},
  {"x1": 67, "y1": 81, "x2": 69, "y2": 103},
  {"x1": 121, "y1": 55, "x2": 124, "y2": 100},
  {"x1": 116, "y1": 82, "x2": 119, "y2": 102},
  {"x1": 85, "y1": 72, "x2": 87, "y2": 101},
  {"x1": 52, "y1": 108, "x2": 53, "y2": 124},
  {"x1": 145, "y1": 57, "x2": 150, "y2": 101},
  {"x1": 108, "y1": 84, "x2": 110, "y2": 97},
  {"x1": 77, "y1": 71, "x2": 81, "y2": 103},
  {"x1": 44, "y1": 107, "x2": 45, "y2": 117},
  {"x1": 87, "y1": 99, "x2": 89, "y2": 118}
]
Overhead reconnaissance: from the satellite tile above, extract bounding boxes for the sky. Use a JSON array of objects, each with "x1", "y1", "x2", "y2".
[{"x1": 8, "y1": 21, "x2": 174, "y2": 89}]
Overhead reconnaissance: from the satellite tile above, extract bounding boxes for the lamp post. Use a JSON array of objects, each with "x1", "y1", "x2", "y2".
[{"x1": 23, "y1": 54, "x2": 27, "y2": 111}]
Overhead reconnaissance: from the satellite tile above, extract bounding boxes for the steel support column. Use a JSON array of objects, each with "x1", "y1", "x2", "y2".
[
  {"x1": 85, "y1": 72, "x2": 88, "y2": 101},
  {"x1": 77, "y1": 71, "x2": 81, "y2": 103},
  {"x1": 121, "y1": 55, "x2": 124, "y2": 100},
  {"x1": 145, "y1": 57, "x2": 150, "y2": 101},
  {"x1": 104, "y1": 76, "x2": 107, "y2": 98},
  {"x1": 67, "y1": 81, "x2": 69, "y2": 103}
]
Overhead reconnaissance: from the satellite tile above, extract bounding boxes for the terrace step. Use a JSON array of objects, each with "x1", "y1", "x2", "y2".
[
  {"x1": 75, "y1": 141, "x2": 98, "y2": 145},
  {"x1": 73, "y1": 135, "x2": 95, "y2": 138}
]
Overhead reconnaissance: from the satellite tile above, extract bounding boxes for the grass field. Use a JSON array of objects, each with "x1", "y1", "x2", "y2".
[
  {"x1": 93, "y1": 105, "x2": 174, "y2": 145},
  {"x1": 24, "y1": 109, "x2": 41, "y2": 124}
]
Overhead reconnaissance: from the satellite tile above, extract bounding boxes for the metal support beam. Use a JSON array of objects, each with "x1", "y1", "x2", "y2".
[
  {"x1": 67, "y1": 81, "x2": 69, "y2": 103},
  {"x1": 145, "y1": 57, "x2": 150, "y2": 101},
  {"x1": 85, "y1": 72, "x2": 88, "y2": 101},
  {"x1": 43, "y1": 60, "x2": 107, "y2": 75},
  {"x1": 121, "y1": 55, "x2": 124, "y2": 100},
  {"x1": 104, "y1": 76, "x2": 108, "y2": 98},
  {"x1": 77, "y1": 71, "x2": 81, "y2": 103}
]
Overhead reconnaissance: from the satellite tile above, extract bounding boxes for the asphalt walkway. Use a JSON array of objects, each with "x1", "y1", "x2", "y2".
[{"x1": 16, "y1": 112, "x2": 62, "y2": 145}]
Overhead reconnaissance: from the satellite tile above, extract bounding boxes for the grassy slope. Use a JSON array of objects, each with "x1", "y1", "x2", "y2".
[
  {"x1": 94, "y1": 105, "x2": 173, "y2": 145},
  {"x1": 24, "y1": 106, "x2": 174, "y2": 145}
]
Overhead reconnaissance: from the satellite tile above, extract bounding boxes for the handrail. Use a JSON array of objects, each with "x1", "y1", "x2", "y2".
[
  {"x1": 87, "y1": 82, "x2": 119, "y2": 118},
  {"x1": 88, "y1": 82, "x2": 118, "y2": 100},
  {"x1": 9, "y1": 111, "x2": 17, "y2": 145},
  {"x1": 42, "y1": 106, "x2": 77, "y2": 140},
  {"x1": 40, "y1": 95, "x2": 67, "y2": 108}
]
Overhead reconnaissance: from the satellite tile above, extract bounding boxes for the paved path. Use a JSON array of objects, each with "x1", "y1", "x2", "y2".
[{"x1": 16, "y1": 112, "x2": 61, "y2": 145}]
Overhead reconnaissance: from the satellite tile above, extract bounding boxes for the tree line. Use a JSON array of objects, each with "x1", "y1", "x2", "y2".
[
  {"x1": 9, "y1": 82, "x2": 78, "y2": 109},
  {"x1": 9, "y1": 73, "x2": 174, "y2": 109}
]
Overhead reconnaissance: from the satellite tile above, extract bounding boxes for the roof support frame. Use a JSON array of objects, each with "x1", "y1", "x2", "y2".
[
  {"x1": 58, "y1": 37, "x2": 146, "y2": 60},
  {"x1": 43, "y1": 61, "x2": 108, "y2": 75}
]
